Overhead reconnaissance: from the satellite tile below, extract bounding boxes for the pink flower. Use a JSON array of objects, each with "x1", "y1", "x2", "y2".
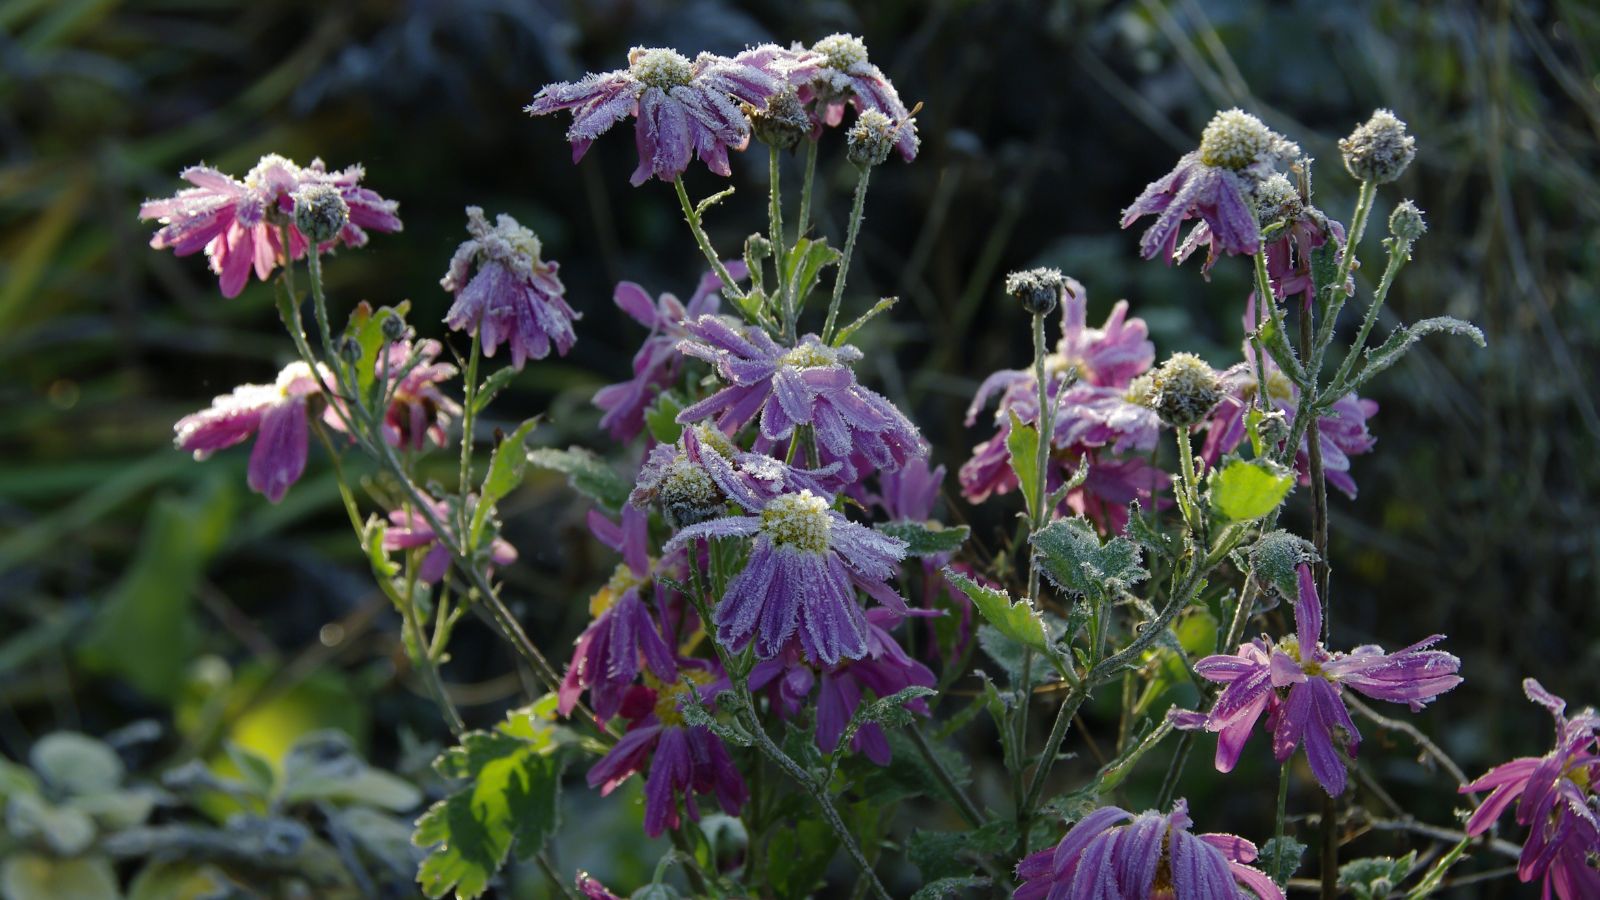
[
  {"x1": 382, "y1": 494, "x2": 515, "y2": 584},
  {"x1": 815, "y1": 609, "x2": 935, "y2": 765},
  {"x1": 173, "y1": 361, "x2": 332, "y2": 502},
  {"x1": 442, "y1": 207, "x2": 578, "y2": 368},
  {"x1": 376, "y1": 338, "x2": 460, "y2": 451},
  {"x1": 780, "y1": 34, "x2": 920, "y2": 161}
]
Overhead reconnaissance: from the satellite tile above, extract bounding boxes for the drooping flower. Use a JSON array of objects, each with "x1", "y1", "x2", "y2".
[
  {"x1": 781, "y1": 34, "x2": 919, "y2": 162},
  {"x1": 586, "y1": 671, "x2": 748, "y2": 837},
  {"x1": 139, "y1": 155, "x2": 400, "y2": 298},
  {"x1": 1121, "y1": 109, "x2": 1298, "y2": 274},
  {"x1": 631, "y1": 424, "x2": 837, "y2": 527},
  {"x1": 1013, "y1": 799, "x2": 1283, "y2": 900},
  {"x1": 815, "y1": 608, "x2": 936, "y2": 764},
  {"x1": 675, "y1": 318, "x2": 927, "y2": 476},
  {"x1": 376, "y1": 338, "x2": 460, "y2": 451},
  {"x1": 526, "y1": 46, "x2": 782, "y2": 185},
  {"x1": 592, "y1": 265, "x2": 742, "y2": 442},
  {"x1": 1175, "y1": 564, "x2": 1462, "y2": 796},
  {"x1": 664, "y1": 488, "x2": 907, "y2": 666},
  {"x1": 1255, "y1": 189, "x2": 1348, "y2": 311},
  {"x1": 560, "y1": 505, "x2": 678, "y2": 722},
  {"x1": 442, "y1": 207, "x2": 577, "y2": 368},
  {"x1": 173, "y1": 361, "x2": 332, "y2": 502},
  {"x1": 1461, "y1": 679, "x2": 1600, "y2": 900},
  {"x1": 382, "y1": 493, "x2": 516, "y2": 584}
]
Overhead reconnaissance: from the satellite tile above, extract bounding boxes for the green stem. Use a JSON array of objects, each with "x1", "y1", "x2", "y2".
[
  {"x1": 768, "y1": 145, "x2": 793, "y2": 342},
  {"x1": 673, "y1": 178, "x2": 744, "y2": 302},
  {"x1": 1314, "y1": 179, "x2": 1378, "y2": 361},
  {"x1": 795, "y1": 139, "x2": 819, "y2": 245},
  {"x1": 822, "y1": 165, "x2": 871, "y2": 345},
  {"x1": 457, "y1": 337, "x2": 481, "y2": 541},
  {"x1": 1014, "y1": 308, "x2": 1056, "y2": 853},
  {"x1": 1274, "y1": 762, "x2": 1291, "y2": 888},
  {"x1": 1326, "y1": 236, "x2": 1412, "y2": 397},
  {"x1": 1175, "y1": 426, "x2": 1201, "y2": 532}
]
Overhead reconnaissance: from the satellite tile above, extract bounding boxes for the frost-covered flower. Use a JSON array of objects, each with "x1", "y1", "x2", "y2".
[
  {"x1": 1121, "y1": 109, "x2": 1298, "y2": 273},
  {"x1": 1175, "y1": 564, "x2": 1462, "y2": 796},
  {"x1": 816, "y1": 609, "x2": 935, "y2": 764},
  {"x1": 675, "y1": 318, "x2": 927, "y2": 475},
  {"x1": 632, "y1": 424, "x2": 837, "y2": 526},
  {"x1": 782, "y1": 34, "x2": 919, "y2": 161},
  {"x1": 376, "y1": 338, "x2": 460, "y2": 451},
  {"x1": 560, "y1": 506, "x2": 677, "y2": 722},
  {"x1": 526, "y1": 46, "x2": 782, "y2": 185},
  {"x1": 1014, "y1": 799, "x2": 1283, "y2": 900},
  {"x1": 139, "y1": 155, "x2": 400, "y2": 298},
  {"x1": 1462, "y1": 679, "x2": 1600, "y2": 900},
  {"x1": 665, "y1": 489, "x2": 907, "y2": 666},
  {"x1": 586, "y1": 672, "x2": 748, "y2": 837},
  {"x1": 592, "y1": 265, "x2": 740, "y2": 443},
  {"x1": 173, "y1": 361, "x2": 332, "y2": 502},
  {"x1": 442, "y1": 207, "x2": 577, "y2": 368},
  {"x1": 382, "y1": 493, "x2": 516, "y2": 584},
  {"x1": 1256, "y1": 198, "x2": 1348, "y2": 311}
]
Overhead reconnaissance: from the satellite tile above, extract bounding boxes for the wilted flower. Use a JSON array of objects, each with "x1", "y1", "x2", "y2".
[
  {"x1": 1175, "y1": 564, "x2": 1462, "y2": 796},
  {"x1": 632, "y1": 425, "x2": 836, "y2": 525},
  {"x1": 1461, "y1": 679, "x2": 1600, "y2": 900},
  {"x1": 1257, "y1": 200, "x2": 1347, "y2": 310},
  {"x1": 1014, "y1": 799, "x2": 1283, "y2": 900},
  {"x1": 783, "y1": 33, "x2": 919, "y2": 161},
  {"x1": 173, "y1": 361, "x2": 333, "y2": 502},
  {"x1": 442, "y1": 207, "x2": 578, "y2": 368},
  {"x1": 816, "y1": 609, "x2": 935, "y2": 764},
  {"x1": 139, "y1": 155, "x2": 401, "y2": 297},
  {"x1": 383, "y1": 493, "x2": 516, "y2": 584},
  {"x1": 1339, "y1": 109, "x2": 1416, "y2": 184},
  {"x1": 376, "y1": 338, "x2": 460, "y2": 451},
  {"x1": 526, "y1": 46, "x2": 782, "y2": 185},
  {"x1": 665, "y1": 488, "x2": 908, "y2": 666}
]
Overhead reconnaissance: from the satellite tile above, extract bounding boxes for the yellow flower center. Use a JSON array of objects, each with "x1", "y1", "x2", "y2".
[
  {"x1": 1198, "y1": 108, "x2": 1274, "y2": 170},
  {"x1": 760, "y1": 490, "x2": 832, "y2": 553},
  {"x1": 652, "y1": 670, "x2": 714, "y2": 727},
  {"x1": 780, "y1": 343, "x2": 836, "y2": 369},
  {"x1": 813, "y1": 33, "x2": 868, "y2": 71},
  {"x1": 628, "y1": 47, "x2": 693, "y2": 89},
  {"x1": 589, "y1": 563, "x2": 645, "y2": 617}
]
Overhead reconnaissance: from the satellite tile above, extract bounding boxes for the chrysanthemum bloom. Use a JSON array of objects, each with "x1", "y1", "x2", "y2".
[
  {"x1": 382, "y1": 494, "x2": 516, "y2": 584},
  {"x1": 525, "y1": 45, "x2": 781, "y2": 185},
  {"x1": 675, "y1": 318, "x2": 927, "y2": 475},
  {"x1": 1461, "y1": 679, "x2": 1600, "y2": 899},
  {"x1": 781, "y1": 34, "x2": 919, "y2": 162},
  {"x1": 560, "y1": 506, "x2": 678, "y2": 722},
  {"x1": 1174, "y1": 564, "x2": 1462, "y2": 796},
  {"x1": 173, "y1": 361, "x2": 334, "y2": 502},
  {"x1": 376, "y1": 338, "x2": 460, "y2": 451},
  {"x1": 1121, "y1": 109, "x2": 1298, "y2": 273},
  {"x1": 442, "y1": 206, "x2": 577, "y2": 369},
  {"x1": 1014, "y1": 799, "x2": 1283, "y2": 900},
  {"x1": 816, "y1": 608, "x2": 936, "y2": 764},
  {"x1": 586, "y1": 672, "x2": 748, "y2": 837},
  {"x1": 632, "y1": 425, "x2": 837, "y2": 526},
  {"x1": 665, "y1": 488, "x2": 908, "y2": 666},
  {"x1": 139, "y1": 154, "x2": 400, "y2": 298}
]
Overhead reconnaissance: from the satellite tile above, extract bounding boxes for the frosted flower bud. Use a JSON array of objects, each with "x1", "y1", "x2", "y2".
[
  {"x1": 1199, "y1": 108, "x2": 1277, "y2": 170},
  {"x1": 1256, "y1": 408, "x2": 1290, "y2": 447},
  {"x1": 759, "y1": 490, "x2": 832, "y2": 553},
  {"x1": 1339, "y1": 109, "x2": 1415, "y2": 183},
  {"x1": 1005, "y1": 267, "x2": 1067, "y2": 316},
  {"x1": 1248, "y1": 530, "x2": 1317, "y2": 602},
  {"x1": 1124, "y1": 373, "x2": 1155, "y2": 407},
  {"x1": 1254, "y1": 173, "x2": 1302, "y2": 227},
  {"x1": 338, "y1": 335, "x2": 362, "y2": 364},
  {"x1": 1149, "y1": 352, "x2": 1222, "y2": 428},
  {"x1": 380, "y1": 312, "x2": 407, "y2": 342},
  {"x1": 1388, "y1": 200, "x2": 1427, "y2": 242},
  {"x1": 658, "y1": 461, "x2": 723, "y2": 529},
  {"x1": 627, "y1": 47, "x2": 694, "y2": 90},
  {"x1": 292, "y1": 183, "x2": 349, "y2": 245},
  {"x1": 750, "y1": 87, "x2": 810, "y2": 150},
  {"x1": 847, "y1": 109, "x2": 899, "y2": 169}
]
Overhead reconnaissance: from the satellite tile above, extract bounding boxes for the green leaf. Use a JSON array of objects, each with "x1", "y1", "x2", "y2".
[
  {"x1": 1256, "y1": 314, "x2": 1305, "y2": 385},
  {"x1": 1132, "y1": 609, "x2": 1218, "y2": 717},
  {"x1": 412, "y1": 701, "x2": 576, "y2": 899},
  {"x1": 527, "y1": 445, "x2": 631, "y2": 511},
  {"x1": 127, "y1": 859, "x2": 231, "y2": 900},
  {"x1": 765, "y1": 820, "x2": 837, "y2": 900},
  {"x1": 859, "y1": 731, "x2": 971, "y2": 808},
  {"x1": 910, "y1": 876, "x2": 990, "y2": 899},
  {"x1": 468, "y1": 418, "x2": 542, "y2": 548},
  {"x1": 782, "y1": 237, "x2": 841, "y2": 312},
  {"x1": 875, "y1": 521, "x2": 969, "y2": 557},
  {"x1": 1030, "y1": 518, "x2": 1148, "y2": 602},
  {"x1": 342, "y1": 300, "x2": 412, "y2": 401},
  {"x1": 1351, "y1": 316, "x2": 1485, "y2": 393},
  {"x1": 31, "y1": 732, "x2": 123, "y2": 796},
  {"x1": 280, "y1": 731, "x2": 421, "y2": 812},
  {"x1": 0, "y1": 854, "x2": 118, "y2": 900},
  {"x1": 1339, "y1": 851, "x2": 1418, "y2": 900},
  {"x1": 944, "y1": 569, "x2": 1048, "y2": 653},
  {"x1": 1259, "y1": 835, "x2": 1306, "y2": 886},
  {"x1": 5, "y1": 792, "x2": 96, "y2": 855},
  {"x1": 832, "y1": 296, "x2": 896, "y2": 346},
  {"x1": 908, "y1": 821, "x2": 1014, "y2": 883},
  {"x1": 1005, "y1": 411, "x2": 1041, "y2": 519},
  {"x1": 472, "y1": 367, "x2": 518, "y2": 415},
  {"x1": 645, "y1": 392, "x2": 687, "y2": 446},
  {"x1": 1210, "y1": 458, "x2": 1295, "y2": 521}
]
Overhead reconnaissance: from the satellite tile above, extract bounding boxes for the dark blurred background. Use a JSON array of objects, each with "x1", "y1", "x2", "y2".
[{"x1": 2, "y1": 0, "x2": 1597, "y2": 893}]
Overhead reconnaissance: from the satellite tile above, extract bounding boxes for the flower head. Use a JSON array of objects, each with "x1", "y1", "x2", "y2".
[
  {"x1": 631, "y1": 424, "x2": 836, "y2": 526},
  {"x1": 1339, "y1": 109, "x2": 1416, "y2": 183},
  {"x1": 383, "y1": 493, "x2": 516, "y2": 584},
  {"x1": 816, "y1": 609, "x2": 936, "y2": 764},
  {"x1": 1148, "y1": 352, "x2": 1224, "y2": 428},
  {"x1": 782, "y1": 34, "x2": 920, "y2": 161},
  {"x1": 173, "y1": 361, "x2": 333, "y2": 502},
  {"x1": 1176, "y1": 564, "x2": 1461, "y2": 796},
  {"x1": 376, "y1": 338, "x2": 460, "y2": 451},
  {"x1": 1461, "y1": 679, "x2": 1600, "y2": 900},
  {"x1": 526, "y1": 45, "x2": 783, "y2": 185},
  {"x1": 1014, "y1": 799, "x2": 1283, "y2": 900},
  {"x1": 1006, "y1": 267, "x2": 1067, "y2": 317},
  {"x1": 442, "y1": 207, "x2": 578, "y2": 368}
]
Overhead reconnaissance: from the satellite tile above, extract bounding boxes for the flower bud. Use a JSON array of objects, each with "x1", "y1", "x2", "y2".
[
  {"x1": 1339, "y1": 109, "x2": 1415, "y2": 184},
  {"x1": 1149, "y1": 352, "x2": 1223, "y2": 428},
  {"x1": 846, "y1": 109, "x2": 898, "y2": 169},
  {"x1": 1388, "y1": 200, "x2": 1427, "y2": 243},
  {"x1": 749, "y1": 87, "x2": 810, "y2": 151},
  {"x1": 1253, "y1": 173, "x2": 1302, "y2": 227},
  {"x1": 1005, "y1": 267, "x2": 1066, "y2": 317},
  {"x1": 380, "y1": 312, "x2": 407, "y2": 342},
  {"x1": 1248, "y1": 530, "x2": 1317, "y2": 603},
  {"x1": 1255, "y1": 408, "x2": 1290, "y2": 448},
  {"x1": 338, "y1": 335, "x2": 363, "y2": 364},
  {"x1": 658, "y1": 461, "x2": 723, "y2": 529},
  {"x1": 292, "y1": 183, "x2": 349, "y2": 244}
]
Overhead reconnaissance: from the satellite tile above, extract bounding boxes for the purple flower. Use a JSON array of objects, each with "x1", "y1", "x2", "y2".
[
  {"x1": 376, "y1": 338, "x2": 460, "y2": 451},
  {"x1": 1014, "y1": 799, "x2": 1283, "y2": 900},
  {"x1": 675, "y1": 318, "x2": 927, "y2": 476},
  {"x1": 559, "y1": 506, "x2": 678, "y2": 722},
  {"x1": 442, "y1": 207, "x2": 578, "y2": 369},
  {"x1": 1121, "y1": 109, "x2": 1297, "y2": 274},
  {"x1": 816, "y1": 609, "x2": 936, "y2": 764},
  {"x1": 586, "y1": 672, "x2": 748, "y2": 838},
  {"x1": 1177, "y1": 564, "x2": 1461, "y2": 796},
  {"x1": 631, "y1": 424, "x2": 838, "y2": 527},
  {"x1": 665, "y1": 488, "x2": 908, "y2": 666},
  {"x1": 593, "y1": 265, "x2": 740, "y2": 442},
  {"x1": 574, "y1": 872, "x2": 622, "y2": 900},
  {"x1": 173, "y1": 361, "x2": 332, "y2": 502},
  {"x1": 139, "y1": 154, "x2": 400, "y2": 298},
  {"x1": 780, "y1": 34, "x2": 920, "y2": 161},
  {"x1": 1462, "y1": 679, "x2": 1600, "y2": 900},
  {"x1": 526, "y1": 46, "x2": 782, "y2": 185},
  {"x1": 1259, "y1": 205, "x2": 1347, "y2": 311},
  {"x1": 382, "y1": 494, "x2": 516, "y2": 584}
]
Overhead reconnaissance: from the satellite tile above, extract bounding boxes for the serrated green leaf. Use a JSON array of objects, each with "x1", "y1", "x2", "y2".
[
  {"x1": 527, "y1": 445, "x2": 631, "y2": 511},
  {"x1": 875, "y1": 521, "x2": 969, "y2": 557},
  {"x1": 1350, "y1": 315, "x2": 1485, "y2": 393},
  {"x1": 945, "y1": 570, "x2": 1047, "y2": 652},
  {"x1": 1006, "y1": 411, "x2": 1041, "y2": 519},
  {"x1": 908, "y1": 821, "x2": 1014, "y2": 883},
  {"x1": 1259, "y1": 835, "x2": 1306, "y2": 886},
  {"x1": 765, "y1": 820, "x2": 836, "y2": 900},
  {"x1": 1030, "y1": 518, "x2": 1147, "y2": 602},
  {"x1": 645, "y1": 392, "x2": 686, "y2": 445},
  {"x1": 342, "y1": 300, "x2": 411, "y2": 402},
  {"x1": 1210, "y1": 458, "x2": 1294, "y2": 521}
]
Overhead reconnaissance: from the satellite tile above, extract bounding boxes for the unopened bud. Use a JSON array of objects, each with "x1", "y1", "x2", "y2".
[
  {"x1": 292, "y1": 183, "x2": 349, "y2": 244},
  {"x1": 338, "y1": 336, "x2": 362, "y2": 363},
  {"x1": 1388, "y1": 200, "x2": 1427, "y2": 243},
  {"x1": 749, "y1": 87, "x2": 810, "y2": 151},
  {"x1": 1339, "y1": 109, "x2": 1415, "y2": 184},
  {"x1": 1254, "y1": 173, "x2": 1302, "y2": 227},
  {"x1": 1248, "y1": 530, "x2": 1317, "y2": 602},
  {"x1": 1149, "y1": 352, "x2": 1223, "y2": 428},
  {"x1": 846, "y1": 109, "x2": 898, "y2": 169},
  {"x1": 380, "y1": 313, "x2": 407, "y2": 342},
  {"x1": 658, "y1": 462, "x2": 723, "y2": 529},
  {"x1": 1005, "y1": 267, "x2": 1066, "y2": 317}
]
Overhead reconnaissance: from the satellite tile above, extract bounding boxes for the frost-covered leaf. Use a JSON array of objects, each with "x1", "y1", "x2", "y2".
[
  {"x1": 945, "y1": 569, "x2": 1047, "y2": 653},
  {"x1": 1256, "y1": 315, "x2": 1305, "y2": 385},
  {"x1": 765, "y1": 819, "x2": 837, "y2": 900},
  {"x1": 527, "y1": 445, "x2": 631, "y2": 511},
  {"x1": 472, "y1": 366, "x2": 518, "y2": 415},
  {"x1": 472, "y1": 418, "x2": 541, "y2": 544},
  {"x1": 1259, "y1": 835, "x2": 1306, "y2": 886},
  {"x1": 1210, "y1": 458, "x2": 1294, "y2": 521},
  {"x1": 911, "y1": 875, "x2": 991, "y2": 899},
  {"x1": 1030, "y1": 518, "x2": 1147, "y2": 601},
  {"x1": 31, "y1": 732, "x2": 123, "y2": 796},
  {"x1": 127, "y1": 859, "x2": 232, "y2": 900},
  {"x1": 281, "y1": 730, "x2": 420, "y2": 812},
  {"x1": 782, "y1": 236, "x2": 840, "y2": 312},
  {"x1": 1006, "y1": 411, "x2": 1041, "y2": 519},
  {"x1": 6, "y1": 792, "x2": 96, "y2": 855},
  {"x1": 1339, "y1": 851, "x2": 1418, "y2": 900},
  {"x1": 875, "y1": 521, "x2": 969, "y2": 557},
  {"x1": 1351, "y1": 316, "x2": 1484, "y2": 393},
  {"x1": 645, "y1": 392, "x2": 686, "y2": 445}
]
